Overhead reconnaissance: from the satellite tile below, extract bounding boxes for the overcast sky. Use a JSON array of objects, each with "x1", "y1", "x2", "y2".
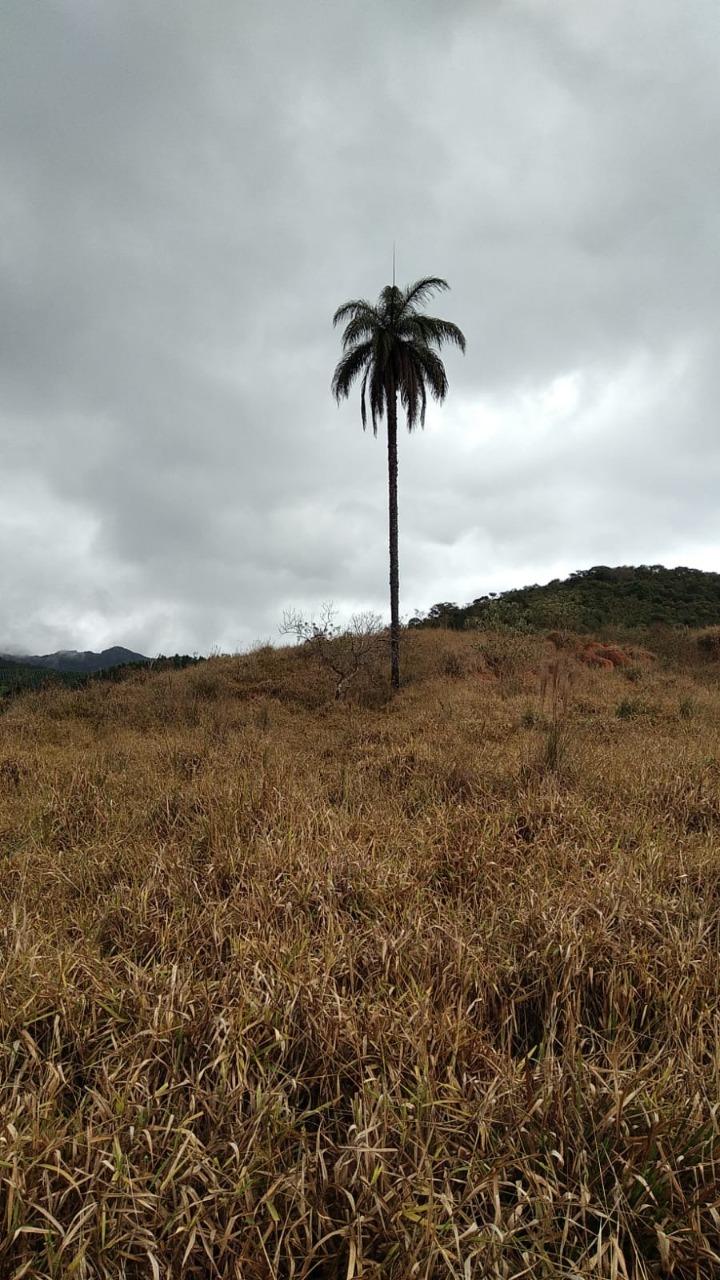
[{"x1": 2, "y1": 0, "x2": 719, "y2": 655}]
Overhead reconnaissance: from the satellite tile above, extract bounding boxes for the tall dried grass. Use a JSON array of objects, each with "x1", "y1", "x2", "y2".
[{"x1": 0, "y1": 630, "x2": 718, "y2": 1278}]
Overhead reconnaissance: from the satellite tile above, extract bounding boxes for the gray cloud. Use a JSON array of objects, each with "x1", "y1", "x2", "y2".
[{"x1": 1, "y1": 0, "x2": 719, "y2": 654}]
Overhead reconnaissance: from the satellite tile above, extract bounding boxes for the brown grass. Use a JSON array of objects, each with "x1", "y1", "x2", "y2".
[
  {"x1": 576, "y1": 639, "x2": 656, "y2": 670},
  {"x1": 0, "y1": 630, "x2": 719, "y2": 1278}
]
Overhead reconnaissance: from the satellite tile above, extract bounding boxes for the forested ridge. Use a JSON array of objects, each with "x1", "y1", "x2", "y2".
[
  {"x1": 414, "y1": 564, "x2": 720, "y2": 633},
  {"x1": 0, "y1": 653, "x2": 203, "y2": 699}
]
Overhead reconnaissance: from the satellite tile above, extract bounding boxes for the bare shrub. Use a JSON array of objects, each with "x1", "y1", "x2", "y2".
[{"x1": 281, "y1": 603, "x2": 386, "y2": 700}]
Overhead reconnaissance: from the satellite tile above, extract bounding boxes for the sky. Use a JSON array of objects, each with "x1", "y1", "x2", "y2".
[{"x1": 2, "y1": 0, "x2": 720, "y2": 656}]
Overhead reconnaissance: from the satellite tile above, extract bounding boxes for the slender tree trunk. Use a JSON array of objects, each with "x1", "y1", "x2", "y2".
[{"x1": 387, "y1": 383, "x2": 400, "y2": 690}]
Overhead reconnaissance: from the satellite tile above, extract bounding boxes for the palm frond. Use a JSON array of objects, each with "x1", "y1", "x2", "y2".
[
  {"x1": 360, "y1": 366, "x2": 370, "y2": 432},
  {"x1": 340, "y1": 313, "x2": 380, "y2": 351},
  {"x1": 378, "y1": 284, "x2": 404, "y2": 323},
  {"x1": 409, "y1": 346, "x2": 449, "y2": 406},
  {"x1": 399, "y1": 276, "x2": 450, "y2": 315},
  {"x1": 368, "y1": 362, "x2": 390, "y2": 435},
  {"x1": 332, "y1": 298, "x2": 374, "y2": 328},
  {"x1": 331, "y1": 341, "x2": 373, "y2": 403},
  {"x1": 397, "y1": 352, "x2": 425, "y2": 431},
  {"x1": 406, "y1": 315, "x2": 467, "y2": 353}
]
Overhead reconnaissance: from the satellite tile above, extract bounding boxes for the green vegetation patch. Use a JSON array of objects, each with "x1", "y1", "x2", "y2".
[{"x1": 414, "y1": 563, "x2": 720, "y2": 633}]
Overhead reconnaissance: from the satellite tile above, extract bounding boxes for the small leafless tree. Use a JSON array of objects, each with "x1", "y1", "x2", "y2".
[{"x1": 280, "y1": 604, "x2": 385, "y2": 700}]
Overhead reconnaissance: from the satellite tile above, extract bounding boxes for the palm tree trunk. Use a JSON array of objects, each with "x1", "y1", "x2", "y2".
[{"x1": 387, "y1": 384, "x2": 400, "y2": 690}]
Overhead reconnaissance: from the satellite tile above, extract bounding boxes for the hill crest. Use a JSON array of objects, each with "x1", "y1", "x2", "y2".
[
  {"x1": 414, "y1": 564, "x2": 720, "y2": 633},
  {"x1": 0, "y1": 646, "x2": 150, "y2": 674}
]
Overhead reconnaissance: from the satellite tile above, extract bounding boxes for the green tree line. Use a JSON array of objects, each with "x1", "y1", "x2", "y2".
[
  {"x1": 0, "y1": 654, "x2": 204, "y2": 701},
  {"x1": 411, "y1": 565, "x2": 720, "y2": 633}
]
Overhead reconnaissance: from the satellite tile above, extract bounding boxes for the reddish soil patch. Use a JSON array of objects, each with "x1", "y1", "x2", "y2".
[{"x1": 577, "y1": 640, "x2": 631, "y2": 669}]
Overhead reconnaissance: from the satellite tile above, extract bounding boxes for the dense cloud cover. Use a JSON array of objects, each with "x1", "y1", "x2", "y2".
[{"x1": 1, "y1": 0, "x2": 719, "y2": 654}]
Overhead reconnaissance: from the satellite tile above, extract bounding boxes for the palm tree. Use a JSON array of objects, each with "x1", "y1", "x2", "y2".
[{"x1": 332, "y1": 276, "x2": 466, "y2": 690}]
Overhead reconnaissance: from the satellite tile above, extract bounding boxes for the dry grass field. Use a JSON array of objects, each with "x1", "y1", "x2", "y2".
[{"x1": 0, "y1": 629, "x2": 719, "y2": 1279}]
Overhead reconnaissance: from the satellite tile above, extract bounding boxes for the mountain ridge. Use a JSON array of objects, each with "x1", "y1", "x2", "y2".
[{"x1": 0, "y1": 646, "x2": 150, "y2": 674}]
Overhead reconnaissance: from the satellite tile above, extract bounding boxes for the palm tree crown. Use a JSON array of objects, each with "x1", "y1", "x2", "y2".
[{"x1": 331, "y1": 277, "x2": 466, "y2": 432}]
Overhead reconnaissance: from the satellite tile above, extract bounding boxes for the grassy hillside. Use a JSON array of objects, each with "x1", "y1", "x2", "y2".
[
  {"x1": 1, "y1": 631, "x2": 719, "y2": 1278},
  {"x1": 416, "y1": 563, "x2": 720, "y2": 632}
]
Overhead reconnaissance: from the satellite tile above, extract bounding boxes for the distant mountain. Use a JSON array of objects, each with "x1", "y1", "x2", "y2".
[
  {"x1": 413, "y1": 565, "x2": 720, "y2": 633},
  {"x1": 0, "y1": 646, "x2": 150, "y2": 674}
]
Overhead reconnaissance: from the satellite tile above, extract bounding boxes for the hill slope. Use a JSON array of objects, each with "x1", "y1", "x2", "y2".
[
  {"x1": 415, "y1": 563, "x2": 720, "y2": 632},
  {"x1": 0, "y1": 631, "x2": 718, "y2": 1276}
]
